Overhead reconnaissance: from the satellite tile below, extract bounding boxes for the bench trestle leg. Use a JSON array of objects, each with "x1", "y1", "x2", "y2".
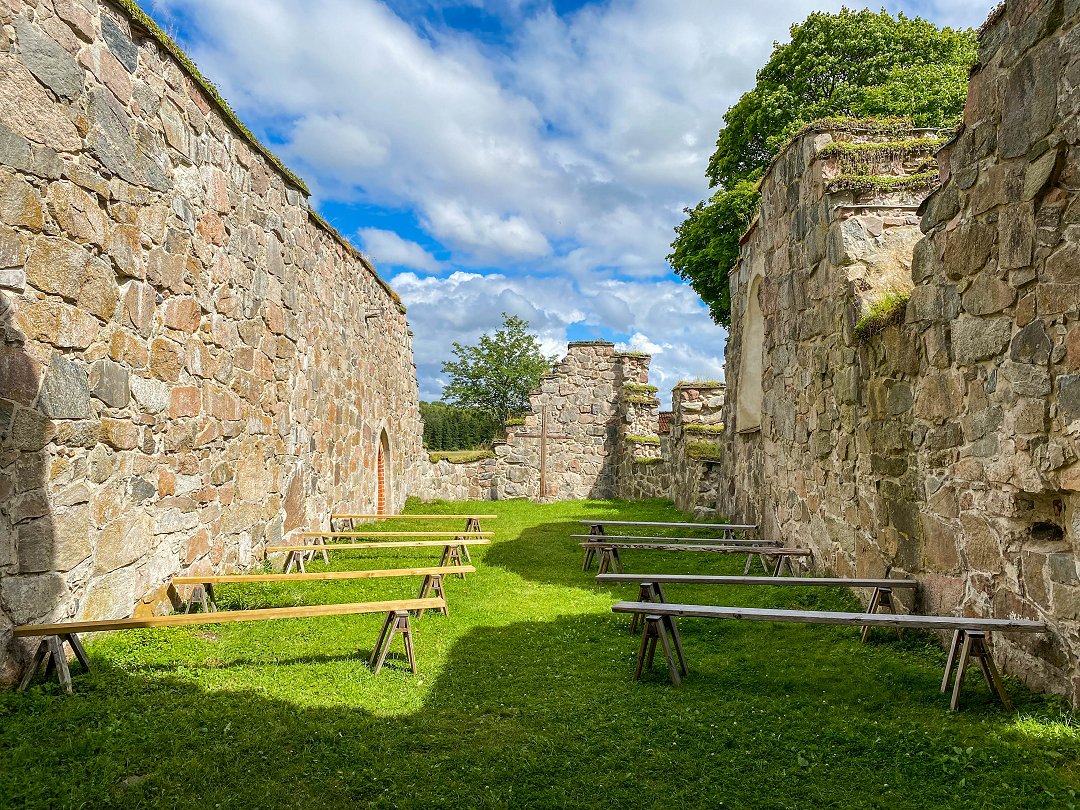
[
  {"x1": 948, "y1": 630, "x2": 1012, "y2": 712},
  {"x1": 634, "y1": 615, "x2": 683, "y2": 686},
  {"x1": 417, "y1": 574, "x2": 448, "y2": 618},
  {"x1": 860, "y1": 587, "x2": 899, "y2": 643},
  {"x1": 17, "y1": 640, "x2": 50, "y2": 691},
  {"x1": 18, "y1": 634, "x2": 88, "y2": 693},
  {"x1": 941, "y1": 629, "x2": 962, "y2": 693},
  {"x1": 611, "y1": 548, "x2": 625, "y2": 574},
  {"x1": 370, "y1": 610, "x2": 416, "y2": 675}
]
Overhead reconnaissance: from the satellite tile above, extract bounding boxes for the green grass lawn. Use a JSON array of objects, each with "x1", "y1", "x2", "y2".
[{"x1": 1, "y1": 498, "x2": 1078, "y2": 809}]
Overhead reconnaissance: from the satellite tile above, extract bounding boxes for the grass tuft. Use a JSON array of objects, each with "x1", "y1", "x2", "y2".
[
  {"x1": 854, "y1": 287, "x2": 912, "y2": 340},
  {"x1": 685, "y1": 440, "x2": 724, "y2": 460},
  {"x1": 427, "y1": 449, "x2": 495, "y2": 463}
]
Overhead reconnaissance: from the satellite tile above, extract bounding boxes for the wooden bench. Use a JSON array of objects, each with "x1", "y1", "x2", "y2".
[
  {"x1": 579, "y1": 520, "x2": 759, "y2": 572},
  {"x1": 581, "y1": 541, "x2": 811, "y2": 576},
  {"x1": 331, "y1": 513, "x2": 496, "y2": 536},
  {"x1": 596, "y1": 573, "x2": 918, "y2": 638},
  {"x1": 293, "y1": 531, "x2": 493, "y2": 566},
  {"x1": 268, "y1": 539, "x2": 491, "y2": 574},
  {"x1": 173, "y1": 565, "x2": 474, "y2": 617},
  {"x1": 15, "y1": 597, "x2": 445, "y2": 692},
  {"x1": 610, "y1": 601, "x2": 1047, "y2": 710}
]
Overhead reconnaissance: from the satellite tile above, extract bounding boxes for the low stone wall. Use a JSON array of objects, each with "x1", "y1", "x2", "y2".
[
  {"x1": 0, "y1": 0, "x2": 424, "y2": 683},
  {"x1": 422, "y1": 455, "x2": 498, "y2": 501}
]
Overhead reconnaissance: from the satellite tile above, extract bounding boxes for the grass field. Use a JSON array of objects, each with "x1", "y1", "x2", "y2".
[{"x1": 1, "y1": 498, "x2": 1078, "y2": 809}]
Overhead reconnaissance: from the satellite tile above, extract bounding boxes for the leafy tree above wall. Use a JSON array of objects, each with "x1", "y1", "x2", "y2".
[{"x1": 669, "y1": 9, "x2": 977, "y2": 326}]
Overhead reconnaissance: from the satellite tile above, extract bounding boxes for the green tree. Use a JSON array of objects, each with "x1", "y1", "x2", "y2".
[
  {"x1": 441, "y1": 313, "x2": 556, "y2": 426},
  {"x1": 670, "y1": 9, "x2": 977, "y2": 326}
]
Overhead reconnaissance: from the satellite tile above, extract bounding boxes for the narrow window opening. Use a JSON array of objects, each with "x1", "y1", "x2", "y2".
[{"x1": 736, "y1": 272, "x2": 765, "y2": 433}]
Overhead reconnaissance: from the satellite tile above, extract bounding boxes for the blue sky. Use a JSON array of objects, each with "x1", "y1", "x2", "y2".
[{"x1": 144, "y1": 0, "x2": 993, "y2": 405}]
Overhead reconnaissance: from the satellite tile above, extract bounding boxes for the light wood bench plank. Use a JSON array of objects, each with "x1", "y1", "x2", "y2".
[
  {"x1": 16, "y1": 598, "x2": 445, "y2": 636},
  {"x1": 297, "y1": 531, "x2": 492, "y2": 538},
  {"x1": 332, "y1": 514, "x2": 498, "y2": 520},
  {"x1": 173, "y1": 565, "x2": 473, "y2": 585},
  {"x1": 269, "y1": 540, "x2": 491, "y2": 551},
  {"x1": 16, "y1": 598, "x2": 445, "y2": 693}
]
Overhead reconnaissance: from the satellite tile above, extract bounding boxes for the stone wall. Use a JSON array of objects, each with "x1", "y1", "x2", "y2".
[
  {"x1": 422, "y1": 342, "x2": 726, "y2": 507},
  {"x1": 719, "y1": 1, "x2": 1080, "y2": 703},
  {"x1": 0, "y1": 0, "x2": 424, "y2": 683}
]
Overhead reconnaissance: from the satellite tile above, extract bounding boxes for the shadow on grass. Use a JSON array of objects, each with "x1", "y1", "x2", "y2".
[{"x1": 2, "y1": 611, "x2": 1078, "y2": 810}]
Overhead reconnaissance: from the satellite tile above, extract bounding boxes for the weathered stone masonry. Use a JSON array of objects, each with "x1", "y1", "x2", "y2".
[
  {"x1": 721, "y1": 1, "x2": 1080, "y2": 703},
  {"x1": 0, "y1": 0, "x2": 425, "y2": 683},
  {"x1": 425, "y1": 340, "x2": 726, "y2": 510}
]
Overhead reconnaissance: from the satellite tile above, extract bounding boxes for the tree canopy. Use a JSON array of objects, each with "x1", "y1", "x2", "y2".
[
  {"x1": 440, "y1": 313, "x2": 556, "y2": 425},
  {"x1": 669, "y1": 9, "x2": 978, "y2": 326}
]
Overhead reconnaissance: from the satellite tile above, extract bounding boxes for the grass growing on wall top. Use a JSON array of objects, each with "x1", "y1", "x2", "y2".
[
  {"x1": 427, "y1": 449, "x2": 495, "y2": 463},
  {"x1": 1, "y1": 498, "x2": 1078, "y2": 808},
  {"x1": 825, "y1": 171, "x2": 939, "y2": 194},
  {"x1": 854, "y1": 287, "x2": 912, "y2": 340}
]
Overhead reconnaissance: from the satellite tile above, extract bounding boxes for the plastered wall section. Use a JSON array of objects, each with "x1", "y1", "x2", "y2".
[{"x1": 0, "y1": 0, "x2": 425, "y2": 682}]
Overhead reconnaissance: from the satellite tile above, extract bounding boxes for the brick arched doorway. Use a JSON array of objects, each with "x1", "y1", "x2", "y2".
[{"x1": 377, "y1": 430, "x2": 390, "y2": 515}]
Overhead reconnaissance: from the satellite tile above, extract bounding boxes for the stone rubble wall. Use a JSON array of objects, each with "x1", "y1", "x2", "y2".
[
  {"x1": 0, "y1": 0, "x2": 425, "y2": 683},
  {"x1": 670, "y1": 383, "x2": 726, "y2": 515},
  {"x1": 719, "y1": 0, "x2": 1080, "y2": 703},
  {"x1": 422, "y1": 342, "x2": 727, "y2": 508}
]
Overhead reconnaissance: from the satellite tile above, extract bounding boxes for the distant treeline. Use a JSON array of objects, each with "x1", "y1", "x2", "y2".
[{"x1": 420, "y1": 401, "x2": 501, "y2": 450}]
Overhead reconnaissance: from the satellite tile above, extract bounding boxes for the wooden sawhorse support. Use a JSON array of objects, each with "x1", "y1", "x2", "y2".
[
  {"x1": 582, "y1": 523, "x2": 605, "y2": 571},
  {"x1": 941, "y1": 629, "x2": 1012, "y2": 711},
  {"x1": 634, "y1": 614, "x2": 689, "y2": 686},
  {"x1": 438, "y1": 544, "x2": 469, "y2": 578},
  {"x1": 416, "y1": 574, "x2": 448, "y2": 617},
  {"x1": 370, "y1": 610, "x2": 417, "y2": 674},
  {"x1": 17, "y1": 632, "x2": 91, "y2": 694},
  {"x1": 185, "y1": 583, "x2": 219, "y2": 613}
]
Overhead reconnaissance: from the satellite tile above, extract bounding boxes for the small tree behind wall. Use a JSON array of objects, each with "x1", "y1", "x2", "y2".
[{"x1": 441, "y1": 313, "x2": 556, "y2": 427}]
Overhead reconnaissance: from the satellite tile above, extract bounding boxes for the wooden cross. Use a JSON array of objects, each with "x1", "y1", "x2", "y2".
[{"x1": 512, "y1": 405, "x2": 571, "y2": 499}]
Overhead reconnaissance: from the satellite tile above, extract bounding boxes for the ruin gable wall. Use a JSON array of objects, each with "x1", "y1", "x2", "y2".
[{"x1": 0, "y1": 0, "x2": 425, "y2": 683}]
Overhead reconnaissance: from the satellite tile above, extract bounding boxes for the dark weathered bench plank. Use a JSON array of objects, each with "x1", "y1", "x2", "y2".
[
  {"x1": 597, "y1": 574, "x2": 916, "y2": 588},
  {"x1": 572, "y1": 534, "x2": 776, "y2": 546},
  {"x1": 610, "y1": 602, "x2": 1045, "y2": 631},
  {"x1": 581, "y1": 542, "x2": 811, "y2": 577},
  {"x1": 580, "y1": 520, "x2": 756, "y2": 530},
  {"x1": 609, "y1": 600, "x2": 1045, "y2": 710}
]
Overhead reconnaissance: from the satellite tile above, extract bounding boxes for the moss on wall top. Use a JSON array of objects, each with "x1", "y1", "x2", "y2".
[{"x1": 116, "y1": 0, "x2": 403, "y2": 312}]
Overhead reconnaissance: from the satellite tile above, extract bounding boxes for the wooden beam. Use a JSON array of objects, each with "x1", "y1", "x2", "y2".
[
  {"x1": 581, "y1": 542, "x2": 810, "y2": 555},
  {"x1": 331, "y1": 514, "x2": 498, "y2": 520},
  {"x1": 580, "y1": 520, "x2": 757, "y2": 530},
  {"x1": 610, "y1": 601, "x2": 1047, "y2": 632},
  {"x1": 268, "y1": 539, "x2": 492, "y2": 552},
  {"x1": 597, "y1": 574, "x2": 918, "y2": 588},
  {"x1": 14, "y1": 599, "x2": 446, "y2": 636},
  {"x1": 293, "y1": 533, "x2": 492, "y2": 540},
  {"x1": 571, "y1": 534, "x2": 777, "y2": 546},
  {"x1": 173, "y1": 565, "x2": 475, "y2": 585}
]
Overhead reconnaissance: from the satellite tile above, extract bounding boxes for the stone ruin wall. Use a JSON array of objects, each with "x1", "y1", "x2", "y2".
[
  {"x1": 0, "y1": 0, "x2": 425, "y2": 683},
  {"x1": 720, "y1": 0, "x2": 1080, "y2": 703},
  {"x1": 425, "y1": 341, "x2": 725, "y2": 509}
]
